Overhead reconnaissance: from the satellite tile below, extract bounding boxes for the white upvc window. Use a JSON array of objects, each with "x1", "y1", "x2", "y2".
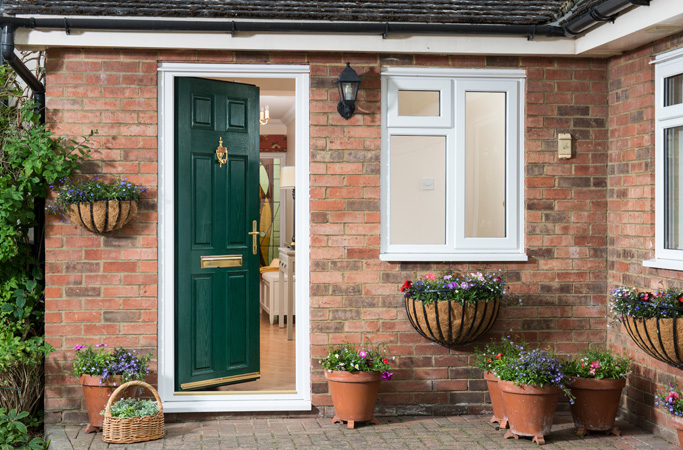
[
  {"x1": 380, "y1": 67, "x2": 527, "y2": 262},
  {"x1": 645, "y1": 47, "x2": 683, "y2": 271}
]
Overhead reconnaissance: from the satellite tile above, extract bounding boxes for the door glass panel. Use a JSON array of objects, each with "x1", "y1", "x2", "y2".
[
  {"x1": 390, "y1": 135, "x2": 446, "y2": 245},
  {"x1": 465, "y1": 92, "x2": 506, "y2": 238},
  {"x1": 665, "y1": 74, "x2": 683, "y2": 107},
  {"x1": 398, "y1": 90, "x2": 440, "y2": 116},
  {"x1": 259, "y1": 157, "x2": 283, "y2": 265},
  {"x1": 665, "y1": 126, "x2": 683, "y2": 250}
]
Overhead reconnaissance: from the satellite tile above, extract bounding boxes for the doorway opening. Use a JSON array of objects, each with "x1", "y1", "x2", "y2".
[{"x1": 158, "y1": 63, "x2": 310, "y2": 413}]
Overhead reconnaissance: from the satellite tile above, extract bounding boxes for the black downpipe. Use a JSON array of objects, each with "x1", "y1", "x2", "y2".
[{"x1": 1, "y1": 24, "x2": 46, "y2": 273}]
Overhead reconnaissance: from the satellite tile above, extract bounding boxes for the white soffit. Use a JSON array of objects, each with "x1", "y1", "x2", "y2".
[
  {"x1": 14, "y1": 17, "x2": 576, "y2": 56},
  {"x1": 576, "y1": 0, "x2": 683, "y2": 56}
]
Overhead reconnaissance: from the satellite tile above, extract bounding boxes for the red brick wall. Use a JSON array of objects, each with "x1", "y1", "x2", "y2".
[
  {"x1": 44, "y1": 48, "x2": 610, "y2": 423},
  {"x1": 607, "y1": 32, "x2": 683, "y2": 442}
]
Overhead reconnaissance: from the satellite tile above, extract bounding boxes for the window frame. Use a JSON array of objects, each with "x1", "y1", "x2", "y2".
[
  {"x1": 380, "y1": 67, "x2": 527, "y2": 262},
  {"x1": 645, "y1": 48, "x2": 683, "y2": 270}
]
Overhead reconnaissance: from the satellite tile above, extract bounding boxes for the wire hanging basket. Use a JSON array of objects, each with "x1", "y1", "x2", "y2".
[
  {"x1": 620, "y1": 300, "x2": 683, "y2": 369},
  {"x1": 404, "y1": 290, "x2": 500, "y2": 347}
]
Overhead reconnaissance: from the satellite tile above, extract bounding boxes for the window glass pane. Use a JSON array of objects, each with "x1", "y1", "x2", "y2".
[
  {"x1": 398, "y1": 90, "x2": 440, "y2": 116},
  {"x1": 665, "y1": 74, "x2": 683, "y2": 107},
  {"x1": 666, "y1": 126, "x2": 683, "y2": 250},
  {"x1": 390, "y1": 135, "x2": 446, "y2": 245},
  {"x1": 465, "y1": 92, "x2": 506, "y2": 238}
]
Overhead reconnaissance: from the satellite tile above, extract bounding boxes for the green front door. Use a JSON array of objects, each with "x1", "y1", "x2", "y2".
[{"x1": 174, "y1": 77, "x2": 260, "y2": 391}]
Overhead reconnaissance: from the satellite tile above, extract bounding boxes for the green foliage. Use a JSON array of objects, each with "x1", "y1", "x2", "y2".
[
  {"x1": 610, "y1": 286, "x2": 683, "y2": 321},
  {"x1": 103, "y1": 398, "x2": 159, "y2": 418},
  {"x1": 495, "y1": 348, "x2": 573, "y2": 400},
  {"x1": 47, "y1": 176, "x2": 146, "y2": 217},
  {"x1": 0, "y1": 333, "x2": 53, "y2": 374},
  {"x1": 319, "y1": 343, "x2": 393, "y2": 379},
  {"x1": 0, "y1": 408, "x2": 48, "y2": 450},
  {"x1": 400, "y1": 271, "x2": 513, "y2": 306},
  {"x1": 562, "y1": 347, "x2": 631, "y2": 380},
  {"x1": 72, "y1": 345, "x2": 151, "y2": 384},
  {"x1": 472, "y1": 336, "x2": 525, "y2": 373}
]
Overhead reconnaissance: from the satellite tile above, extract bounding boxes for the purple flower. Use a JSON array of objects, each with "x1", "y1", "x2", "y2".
[
  {"x1": 382, "y1": 371, "x2": 393, "y2": 380},
  {"x1": 461, "y1": 282, "x2": 470, "y2": 290}
]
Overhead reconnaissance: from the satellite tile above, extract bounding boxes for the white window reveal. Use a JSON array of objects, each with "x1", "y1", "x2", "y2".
[
  {"x1": 380, "y1": 68, "x2": 526, "y2": 262},
  {"x1": 645, "y1": 48, "x2": 683, "y2": 271}
]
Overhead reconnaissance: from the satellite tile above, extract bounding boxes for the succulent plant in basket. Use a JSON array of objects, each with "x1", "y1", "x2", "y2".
[
  {"x1": 609, "y1": 286, "x2": 683, "y2": 368},
  {"x1": 401, "y1": 271, "x2": 518, "y2": 347},
  {"x1": 563, "y1": 347, "x2": 631, "y2": 437},
  {"x1": 48, "y1": 176, "x2": 146, "y2": 234}
]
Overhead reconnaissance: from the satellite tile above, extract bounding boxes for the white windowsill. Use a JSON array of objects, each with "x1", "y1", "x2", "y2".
[
  {"x1": 643, "y1": 258, "x2": 683, "y2": 272},
  {"x1": 380, "y1": 253, "x2": 528, "y2": 262}
]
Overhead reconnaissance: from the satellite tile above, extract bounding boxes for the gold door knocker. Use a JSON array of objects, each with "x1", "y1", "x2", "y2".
[{"x1": 215, "y1": 137, "x2": 227, "y2": 167}]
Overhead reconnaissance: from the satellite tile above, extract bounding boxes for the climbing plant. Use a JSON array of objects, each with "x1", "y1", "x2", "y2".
[{"x1": 0, "y1": 53, "x2": 91, "y2": 416}]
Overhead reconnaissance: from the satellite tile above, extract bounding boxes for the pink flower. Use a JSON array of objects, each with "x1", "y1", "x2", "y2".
[
  {"x1": 667, "y1": 391, "x2": 680, "y2": 403},
  {"x1": 424, "y1": 274, "x2": 435, "y2": 281},
  {"x1": 381, "y1": 371, "x2": 393, "y2": 380},
  {"x1": 358, "y1": 349, "x2": 367, "y2": 358},
  {"x1": 95, "y1": 343, "x2": 108, "y2": 348}
]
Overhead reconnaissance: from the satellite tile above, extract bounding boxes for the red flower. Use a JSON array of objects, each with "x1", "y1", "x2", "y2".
[
  {"x1": 679, "y1": 297, "x2": 683, "y2": 303},
  {"x1": 400, "y1": 280, "x2": 413, "y2": 292},
  {"x1": 383, "y1": 358, "x2": 388, "y2": 364}
]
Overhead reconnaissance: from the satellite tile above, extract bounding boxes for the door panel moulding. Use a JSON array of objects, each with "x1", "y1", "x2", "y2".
[{"x1": 158, "y1": 63, "x2": 311, "y2": 413}]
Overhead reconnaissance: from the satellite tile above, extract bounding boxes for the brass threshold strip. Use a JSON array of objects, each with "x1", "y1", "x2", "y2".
[
  {"x1": 180, "y1": 371, "x2": 260, "y2": 390},
  {"x1": 174, "y1": 389, "x2": 297, "y2": 396}
]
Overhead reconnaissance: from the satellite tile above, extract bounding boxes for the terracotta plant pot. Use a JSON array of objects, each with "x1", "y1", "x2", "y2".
[
  {"x1": 324, "y1": 370, "x2": 382, "y2": 429},
  {"x1": 80, "y1": 375, "x2": 140, "y2": 433},
  {"x1": 498, "y1": 380, "x2": 561, "y2": 445},
  {"x1": 671, "y1": 415, "x2": 683, "y2": 450},
  {"x1": 483, "y1": 371, "x2": 508, "y2": 429},
  {"x1": 621, "y1": 315, "x2": 683, "y2": 368},
  {"x1": 66, "y1": 200, "x2": 138, "y2": 234},
  {"x1": 568, "y1": 377, "x2": 626, "y2": 437},
  {"x1": 405, "y1": 297, "x2": 499, "y2": 347}
]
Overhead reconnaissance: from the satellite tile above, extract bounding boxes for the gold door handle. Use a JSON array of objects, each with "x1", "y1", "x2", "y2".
[
  {"x1": 216, "y1": 137, "x2": 227, "y2": 167},
  {"x1": 248, "y1": 220, "x2": 259, "y2": 255}
]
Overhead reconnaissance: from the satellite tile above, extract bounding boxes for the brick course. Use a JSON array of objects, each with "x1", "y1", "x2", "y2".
[{"x1": 46, "y1": 48, "x2": 611, "y2": 423}]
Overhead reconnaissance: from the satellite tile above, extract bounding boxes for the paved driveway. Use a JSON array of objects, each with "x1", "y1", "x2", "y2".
[{"x1": 46, "y1": 414, "x2": 678, "y2": 449}]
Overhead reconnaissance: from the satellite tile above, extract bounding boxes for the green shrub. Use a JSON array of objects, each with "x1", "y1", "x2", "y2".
[{"x1": 0, "y1": 408, "x2": 48, "y2": 450}]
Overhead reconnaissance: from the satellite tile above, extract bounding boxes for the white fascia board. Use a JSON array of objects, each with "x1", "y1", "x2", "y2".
[
  {"x1": 15, "y1": 27, "x2": 577, "y2": 56},
  {"x1": 576, "y1": 0, "x2": 683, "y2": 56}
]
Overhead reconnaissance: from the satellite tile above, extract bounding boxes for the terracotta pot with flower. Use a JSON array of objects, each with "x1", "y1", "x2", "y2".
[
  {"x1": 563, "y1": 347, "x2": 630, "y2": 437},
  {"x1": 610, "y1": 286, "x2": 683, "y2": 368},
  {"x1": 496, "y1": 348, "x2": 574, "y2": 445},
  {"x1": 319, "y1": 343, "x2": 393, "y2": 429},
  {"x1": 656, "y1": 382, "x2": 683, "y2": 449},
  {"x1": 401, "y1": 271, "x2": 516, "y2": 347},
  {"x1": 48, "y1": 176, "x2": 146, "y2": 234},
  {"x1": 473, "y1": 336, "x2": 526, "y2": 429},
  {"x1": 72, "y1": 344, "x2": 152, "y2": 433}
]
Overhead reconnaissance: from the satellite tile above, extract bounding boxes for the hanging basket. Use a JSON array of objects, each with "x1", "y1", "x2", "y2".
[
  {"x1": 65, "y1": 200, "x2": 138, "y2": 234},
  {"x1": 102, "y1": 380, "x2": 165, "y2": 444},
  {"x1": 620, "y1": 300, "x2": 683, "y2": 369},
  {"x1": 404, "y1": 293, "x2": 500, "y2": 347}
]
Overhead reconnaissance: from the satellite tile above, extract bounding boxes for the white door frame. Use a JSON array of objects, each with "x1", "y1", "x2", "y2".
[{"x1": 157, "y1": 63, "x2": 311, "y2": 413}]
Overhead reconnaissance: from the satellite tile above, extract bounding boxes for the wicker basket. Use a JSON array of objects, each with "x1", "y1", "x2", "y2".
[{"x1": 102, "y1": 380, "x2": 165, "y2": 444}]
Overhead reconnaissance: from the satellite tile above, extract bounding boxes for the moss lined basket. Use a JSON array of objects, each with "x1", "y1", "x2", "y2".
[
  {"x1": 102, "y1": 380, "x2": 164, "y2": 444},
  {"x1": 405, "y1": 295, "x2": 500, "y2": 347},
  {"x1": 621, "y1": 303, "x2": 683, "y2": 368},
  {"x1": 65, "y1": 200, "x2": 138, "y2": 234}
]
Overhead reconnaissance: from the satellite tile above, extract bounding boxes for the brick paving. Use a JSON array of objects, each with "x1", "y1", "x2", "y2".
[{"x1": 46, "y1": 414, "x2": 679, "y2": 450}]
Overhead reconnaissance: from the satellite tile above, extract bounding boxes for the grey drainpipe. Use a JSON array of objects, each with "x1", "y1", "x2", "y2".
[{"x1": 1, "y1": 25, "x2": 44, "y2": 123}]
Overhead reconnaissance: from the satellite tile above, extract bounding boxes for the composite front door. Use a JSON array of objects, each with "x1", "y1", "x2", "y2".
[{"x1": 174, "y1": 77, "x2": 260, "y2": 391}]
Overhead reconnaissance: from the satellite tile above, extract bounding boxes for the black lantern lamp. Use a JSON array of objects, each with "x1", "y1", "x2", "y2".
[{"x1": 336, "y1": 62, "x2": 361, "y2": 120}]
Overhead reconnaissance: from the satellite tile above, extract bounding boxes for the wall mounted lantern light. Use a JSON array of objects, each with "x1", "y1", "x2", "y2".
[{"x1": 336, "y1": 62, "x2": 361, "y2": 120}]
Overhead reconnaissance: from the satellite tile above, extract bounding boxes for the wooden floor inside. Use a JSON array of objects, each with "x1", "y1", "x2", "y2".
[{"x1": 211, "y1": 311, "x2": 296, "y2": 392}]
